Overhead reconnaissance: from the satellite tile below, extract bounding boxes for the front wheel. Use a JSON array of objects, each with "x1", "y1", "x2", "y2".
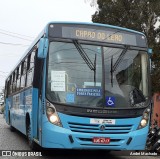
[{"x1": 27, "y1": 123, "x2": 37, "y2": 150}]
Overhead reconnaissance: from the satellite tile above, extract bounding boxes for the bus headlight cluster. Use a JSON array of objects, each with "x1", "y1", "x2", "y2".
[
  {"x1": 46, "y1": 101, "x2": 62, "y2": 127},
  {"x1": 138, "y1": 108, "x2": 150, "y2": 129}
]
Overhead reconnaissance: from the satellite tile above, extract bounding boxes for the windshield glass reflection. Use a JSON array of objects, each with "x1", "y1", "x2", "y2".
[{"x1": 46, "y1": 41, "x2": 149, "y2": 108}]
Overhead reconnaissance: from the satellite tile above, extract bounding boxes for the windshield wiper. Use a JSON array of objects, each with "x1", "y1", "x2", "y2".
[
  {"x1": 73, "y1": 40, "x2": 95, "y2": 71},
  {"x1": 73, "y1": 40, "x2": 97, "y2": 84},
  {"x1": 112, "y1": 45, "x2": 129, "y2": 72},
  {"x1": 110, "y1": 45, "x2": 129, "y2": 86}
]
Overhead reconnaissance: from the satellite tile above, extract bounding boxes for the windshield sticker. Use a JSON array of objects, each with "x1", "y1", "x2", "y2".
[
  {"x1": 106, "y1": 96, "x2": 115, "y2": 107},
  {"x1": 76, "y1": 88, "x2": 102, "y2": 97},
  {"x1": 84, "y1": 82, "x2": 101, "y2": 87},
  {"x1": 66, "y1": 93, "x2": 75, "y2": 103},
  {"x1": 51, "y1": 71, "x2": 66, "y2": 91}
]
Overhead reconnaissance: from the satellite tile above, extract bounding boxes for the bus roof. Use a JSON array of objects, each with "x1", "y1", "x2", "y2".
[{"x1": 47, "y1": 21, "x2": 145, "y2": 36}]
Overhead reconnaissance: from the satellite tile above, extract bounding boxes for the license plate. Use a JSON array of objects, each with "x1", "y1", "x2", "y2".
[
  {"x1": 90, "y1": 119, "x2": 115, "y2": 125},
  {"x1": 92, "y1": 137, "x2": 110, "y2": 144}
]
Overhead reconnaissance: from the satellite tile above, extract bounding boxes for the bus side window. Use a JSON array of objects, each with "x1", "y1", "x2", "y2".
[
  {"x1": 9, "y1": 75, "x2": 13, "y2": 94},
  {"x1": 12, "y1": 71, "x2": 17, "y2": 93},
  {"x1": 26, "y1": 51, "x2": 35, "y2": 87},
  {"x1": 16, "y1": 66, "x2": 21, "y2": 91},
  {"x1": 26, "y1": 54, "x2": 31, "y2": 87},
  {"x1": 5, "y1": 80, "x2": 8, "y2": 98},
  {"x1": 20, "y1": 59, "x2": 27, "y2": 90},
  {"x1": 30, "y1": 51, "x2": 35, "y2": 68},
  {"x1": 6, "y1": 78, "x2": 10, "y2": 96},
  {"x1": 12, "y1": 72, "x2": 15, "y2": 93}
]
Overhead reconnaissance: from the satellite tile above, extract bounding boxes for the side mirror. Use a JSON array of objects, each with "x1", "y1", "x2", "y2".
[{"x1": 37, "y1": 38, "x2": 49, "y2": 59}]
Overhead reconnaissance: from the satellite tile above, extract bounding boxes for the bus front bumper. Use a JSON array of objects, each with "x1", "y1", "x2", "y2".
[{"x1": 42, "y1": 122, "x2": 148, "y2": 150}]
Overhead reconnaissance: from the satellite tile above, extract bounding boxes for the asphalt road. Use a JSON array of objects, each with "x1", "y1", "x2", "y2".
[{"x1": 0, "y1": 114, "x2": 159, "y2": 159}]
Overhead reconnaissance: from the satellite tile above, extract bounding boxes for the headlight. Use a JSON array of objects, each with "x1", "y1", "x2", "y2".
[
  {"x1": 140, "y1": 119, "x2": 147, "y2": 127},
  {"x1": 138, "y1": 108, "x2": 150, "y2": 129},
  {"x1": 46, "y1": 101, "x2": 62, "y2": 127},
  {"x1": 158, "y1": 130, "x2": 160, "y2": 136},
  {"x1": 49, "y1": 115, "x2": 59, "y2": 123}
]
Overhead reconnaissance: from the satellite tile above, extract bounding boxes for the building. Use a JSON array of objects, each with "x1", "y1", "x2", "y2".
[{"x1": 152, "y1": 93, "x2": 160, "y2": 127}]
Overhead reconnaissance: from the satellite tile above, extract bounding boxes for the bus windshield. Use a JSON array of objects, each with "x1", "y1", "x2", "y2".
[{"x1": 46, "y1": 41, "x2": 149, "y2": 108}]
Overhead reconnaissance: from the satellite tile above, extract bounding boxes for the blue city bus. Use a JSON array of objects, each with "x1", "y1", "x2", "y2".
[{"x1": 4, "y1": 22, "x2": 151, "y2": 150}]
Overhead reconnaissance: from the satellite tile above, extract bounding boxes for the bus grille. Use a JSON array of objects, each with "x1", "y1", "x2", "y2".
[{"x1": 68, "y1": 122, "x2": 133, "y2": 134}]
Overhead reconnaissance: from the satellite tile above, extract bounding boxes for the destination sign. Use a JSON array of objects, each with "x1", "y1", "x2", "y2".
[
  {"x1": 48, "y1": 24, "x2": 147, "y2": 47},
  {"x1": 62, "y1": 27, "x2": 137, "y2": 45}
]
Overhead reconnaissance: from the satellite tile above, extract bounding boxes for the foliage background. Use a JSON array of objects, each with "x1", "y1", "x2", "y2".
[{"x1": 90, "y1": 0, "x2": 160, "y2": 94}]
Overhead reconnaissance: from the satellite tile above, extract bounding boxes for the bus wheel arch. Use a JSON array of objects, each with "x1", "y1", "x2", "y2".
[{"x1": 26, "y1": 113, "x2": 37, "y2": 150}]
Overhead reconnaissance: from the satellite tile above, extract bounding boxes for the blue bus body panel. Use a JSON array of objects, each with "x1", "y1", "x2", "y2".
[
  {"x1": 4, "y1": 98, "x2": 10, "y2": 124},
  {"x1": 7, "y1": 88, "x2": 33, "y2": 135},
  {"x1": 42, "y1": 113, "x2": 148, "y2": 150}
]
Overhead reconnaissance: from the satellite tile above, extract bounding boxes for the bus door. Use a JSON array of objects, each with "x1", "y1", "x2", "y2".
[
  {"x1": 33, "y1": 41, "x2": 48, "y2": 146},
  {"x1": 37, "y1": 62, "x2": 46, "y2": 147},
  {"x1": 32, "y1": 56, "x2": 44, "y2": 145}
]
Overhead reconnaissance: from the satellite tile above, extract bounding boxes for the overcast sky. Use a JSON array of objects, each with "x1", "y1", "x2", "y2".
[{"x1": 0, "y1": 0, "x2": 96, "y2": 91}]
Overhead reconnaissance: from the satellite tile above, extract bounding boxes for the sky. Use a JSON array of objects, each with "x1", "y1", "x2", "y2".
[{"x1": 0, "y1": 0, "x2": 96, "y2": 92}]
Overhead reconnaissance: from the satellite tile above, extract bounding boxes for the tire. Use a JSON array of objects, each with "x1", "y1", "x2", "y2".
[{"x1": 27, "y1": 122, "x2": 37, "y2": 150}]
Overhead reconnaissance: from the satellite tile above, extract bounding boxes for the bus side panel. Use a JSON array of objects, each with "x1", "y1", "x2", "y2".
[
  {"x1": 10, "y1": 92, "x2": 25, "y2": 134},
  {"x1": 4, "y1": 98, "x2": 9, "y2": 124},
  {"x1": 8, "y1": 96, "x2": 15, "y2": 128},
  {"x1": 9, "y1": 88, "x2": 32, "y2": 135},
  {"x1": 4, "y1": 97, "x2": 11, "y2": 124}
]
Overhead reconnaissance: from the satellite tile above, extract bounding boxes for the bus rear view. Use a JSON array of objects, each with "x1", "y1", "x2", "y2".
[{"x1": 5, "y1": 22, "x2": 151, "y2": 150}]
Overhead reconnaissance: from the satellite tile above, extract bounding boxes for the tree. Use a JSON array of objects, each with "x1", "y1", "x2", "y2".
[
  {"x1": 91, "y1": 0, "x2": 160, "y2": 93},
  {"x1": 151, "y1": 44, "x2": 160, "y2": 93}
]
